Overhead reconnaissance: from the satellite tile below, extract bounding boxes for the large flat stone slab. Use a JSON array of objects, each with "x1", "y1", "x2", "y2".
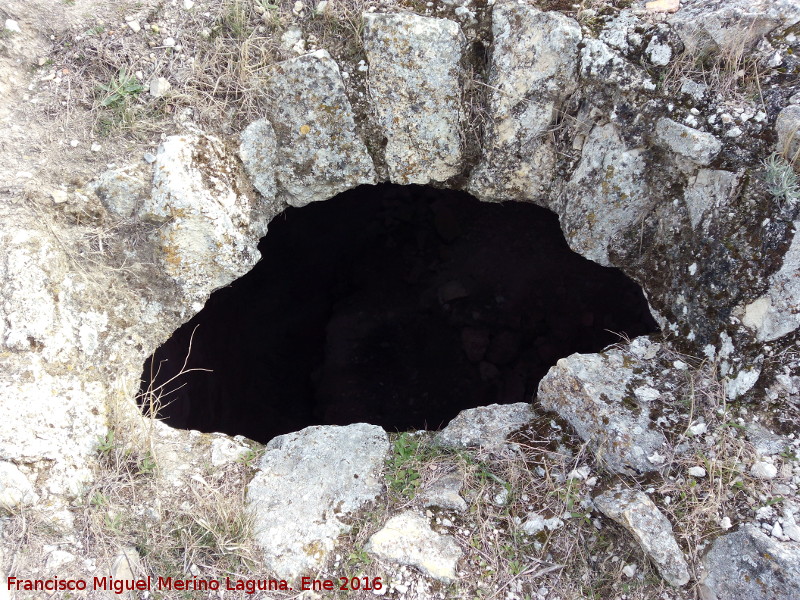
[
  {"x1": 142, "y1": 133, "x2": 269, "y2": 299},
  {"x1": 700, "y1": 524, "x2": 800, "y2": 600},
  {"x1": 537, "y1": 343, "x2": 668, "y2": 475},
  {"x1": 253, "y1": 49, "x2": 376, "y2": 207},
  {"x1": 595, "y1": 487, "x2": 689, "y2": 587},
  {"x1": 558, "y1": 123, "x2": 649, "y2": 267},
  {"x1": 247, "y1": 424, "x2": 389, "y2": 579},
  {"x1": 468, "y1": 3, "x2": 581, "y2": 204},
  {"x1": 435, "y1": 402, "x2": 533, "y2": 452},
  {"x1": 366, "y1": 511, "x2": 462, "y2": 582},
  {"x1": 363, "y1": 13, "x2": 466, "y2": 184}
]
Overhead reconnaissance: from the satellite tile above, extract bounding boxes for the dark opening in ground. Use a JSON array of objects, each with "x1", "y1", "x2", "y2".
[{"x1": 140, "y1": 184, "x2": 658, "y2": 443}]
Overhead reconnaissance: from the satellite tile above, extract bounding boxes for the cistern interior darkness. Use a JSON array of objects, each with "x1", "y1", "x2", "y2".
[{"x1": 140, "y1": 185, "x2": 658, "y2": 443}]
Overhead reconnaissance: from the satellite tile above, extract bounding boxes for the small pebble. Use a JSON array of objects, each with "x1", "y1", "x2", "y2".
[
  {"x1": 751, "y1": 461, "x2": 778, "y2": 480},
  {"x1": 163, "y1": 37, "x2": 176, "y2": 47},
  {"x1": 784, "y1": 523, "x2": 800, "y2": 542},
  {"x1": 726, "y1": 126, "x2": 743, "y2": 138},
  {"x1": 90, "y1": 143, "x2": 102, "y2": 152},
  {"x1": 4, "y1": 19, "x2": 21, "y2": 33},
  {"x1": 70, "y1": 139, "x2": 79, "y2": 147},
  {"x1": 688, "y1": 466, "x2": 707, "y2": 478},
  {"x1": 772, "y1": 522, "x2": 783, "y2": 539}
]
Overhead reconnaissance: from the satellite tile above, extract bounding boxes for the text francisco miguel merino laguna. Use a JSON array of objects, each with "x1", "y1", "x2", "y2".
[{"x1": 7, "y1": 576, "x2": 298, "y2": 594}]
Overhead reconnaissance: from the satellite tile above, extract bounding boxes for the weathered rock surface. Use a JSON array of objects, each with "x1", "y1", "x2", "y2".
[
  {"x1": 435, "y1": 402, "x2": 533, "y2": 451},
  {"x1": 776, "y1": 104, "x2": 800, "y2": 162},
  {"x1": 419, "y1": 472, "x2": 467, "y2": 513},
  {"x1": 142, "y1": 134, "x2": 269, "y2": 300},
  {"x1": 366, "y1": 511, "x2": 462, "y2": 582},
  {"x1": 668, "y1": 0, "x2": 800, "y2": 56},
  {"x1": 363, "y1": 13, "x2": 465, "y2": 184},
  {"x1": 0, "y1": 460, "x2": 36, "y2": 509},
  {"x1": 537, "y1": 345, "x2": 668, "y2": 475},
  {"x1": 579, "y1": 38, "x2": 656, "y2": 93},
  {"x1": 247, "y1": 424, "x2": 389, "y2": 579},
  {"x1": 238, "y1": 118, "x2": 278, "y2": 204},
  {"x1": 683, "y1": 169, "x2": 739, "y2": 230},
  {"x1": 699, "y1": 524, "x2": 800, "y2": 600},
  {"x1": 86, "y1": 164, "x2": 152, "y2": 218},
  {"x1": 595, "y1": 487, "x2": 690, "y2": 587},
  {"x1": 741, "y1": 224, "x2": 800, "y2": 342},
  {"x1": 468, "y1": 2, "x2": 581, "y2": 204},
  {"x1": 0, "y1": 354, "x2": 106, "y2": 499},
  {"x1": 256, "y1": 50, "x2": 376, "y2": 206},
  {"x1": 559, "y1": 123, "x2": 649, "y2": 267},
  {"x1": 654, "y1": 118, "x2": 722, "y2": 167}
]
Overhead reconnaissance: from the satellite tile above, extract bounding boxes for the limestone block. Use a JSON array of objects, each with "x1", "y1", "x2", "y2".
[
  {"x1": 363, "y1": 13, "x2": 465, "y2": 184},
  {"x1": 776, "y1": 104, "x2": 800, "y2": 162},
  {"x1": 0, "y1": 354, "x2": 106, "y2": 499},
  {"x1": 683, "y1": 169, "x2": 739, "y2": 229},
  {"x1": 419, "y1": 472, "x2": 467, "y2": 513},
  {"x1": 247, "y1": 424, "x2": 389, "y2": 579},
  {"x1": 559, "y1": 123, "x2": 648, "y2": 267},
  {"x1": 238, "y1": 118, "x2": 278, "y2": 203},
  {"x1": 142, "y1": 133, "x2": 269, "y2": 300},
  {"x1": 595, "y1": 487, "x2": 689, "y2": 587},
  {"x1": 699, "y1": 524, "x2": 800, "y2": 600},
  {"x1": 580, "y1": 38, "x2": 657, "y2": 92},
  {"x1": 668, "y1": 0, "x2": 800, "y2": 56},
  {"x1": 366, "y1": 511, "x2": 462, "y2": 582},
  {"x1": 537, "y1": 346, "x2": 668, "y2": 475},
  {"x1": 87, "y1": 164, "x2": 152, "y2": 218},
  {"x1": 655, "y1": 118, "x2": 722, "y2": 166},
  {"x1": 0, "y1": 461, "x2": 36, "y2": 510},
  {"x1": 741, "y1": 221, "x2": 800, "y2": 341},
  {"x1": 256, "y1": 50, "x2": 376, "y2": 206},
  {"x1": 435, "y1": 402, "x2": 533, "y2": 451},
  {"x1": 468, "y1": 2, "x2": 581, "y2": 204}
]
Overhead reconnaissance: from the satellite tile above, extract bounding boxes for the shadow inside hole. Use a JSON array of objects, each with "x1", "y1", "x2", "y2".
[{"x1": 139, "y1": 184, "x2": 659, "y2": 443}]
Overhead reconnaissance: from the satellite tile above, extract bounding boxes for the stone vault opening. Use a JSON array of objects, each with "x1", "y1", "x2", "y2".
[{"x1": 139, "y1": 184, "x2": 658, "y2": 443}]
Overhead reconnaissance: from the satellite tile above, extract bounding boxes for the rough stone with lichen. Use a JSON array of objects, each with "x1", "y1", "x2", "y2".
[
  {"x1": 141, "y1": 133, "x2": 269, "y2": 300},
  {"x1": 468, "y1": 2, "x2": 581, "y2": 204},
  {"x1": 366, "y1": 511, "x2": 462, "y2": 582},
  {"x1": 258, "y1": 50, "x2": 376, "y2": 206},
  {"x1": 559, "y1": 123, "x2": 649, "y2": 267},
  {"x1": 247, "y1": 424, "x2": 389, "y2": 579},
  {"x1": 654, "y1": 118, "x2": 722, "y2": 167},
  {"x1": 595, "y1": 487, "x2": 689, "y2": 587},
  {"x1": 435, "y1": 402, "x2": 533, "y2": 451},
  {"x1": 741, "y1": 222, "x2": 800, "y2": 342},
  {"x1": 667, "y1": 0, "x2": 800, "y2": 56},
  {"x1": 537, "y1": 344, "x2": 668, "y2": 475},
  {"x1": 363, "y1": 12, "x2": 465, "y2": 185},
  {"x1": 776, "y1": 104, "x2": 800, "y2": 161},
  {"x1": 699, "y1": 524, "x2": 800, "y2": 600}
]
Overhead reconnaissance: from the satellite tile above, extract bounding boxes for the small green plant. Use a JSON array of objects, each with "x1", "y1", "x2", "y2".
[
  {"x1": 137, "y1": 451, "x2": 157, "y2": 476},
  {"x1": 222, "y1": 0, "x2": 251, "y2": 39},
  {"x1": 104, "y1": 513, "x2": 123, "y2": 534},
  {"x1": 764, "y1": 153, "x2": 800, "y2": 206},
  {"x1": 97, "y1": 68, "x2": 144, "y2": 109},
  {"x1": 347, "y1": 547, "x2": 371, "y2": 566},
  {"x1": 90, "y1": 492, "x2": 108, "y2": 507},
  {"x1": 97, "y1": 430, "x2": 116, "y2": 455},
  {"x1": 236, "y1": 448, "x2": 261, "y2": 468},
  {"x1": 388, "y1": 433, "x2": 422, "y2": 497}
]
